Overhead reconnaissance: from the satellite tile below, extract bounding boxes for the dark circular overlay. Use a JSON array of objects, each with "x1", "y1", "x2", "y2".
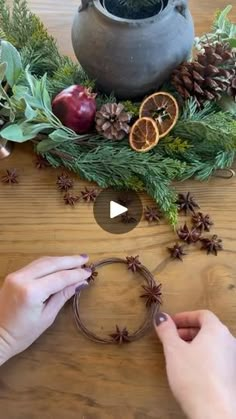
[{"x1": 93, "y1": 188, "x2": 143, "y2": 234}]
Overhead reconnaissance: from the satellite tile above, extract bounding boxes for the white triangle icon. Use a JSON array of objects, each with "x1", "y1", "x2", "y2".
[{"x1": 110, "y1": 201, "x2": 128, "y2": 219}]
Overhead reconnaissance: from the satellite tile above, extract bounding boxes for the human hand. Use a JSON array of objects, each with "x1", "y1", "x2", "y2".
[
  {"x1": 154, "y1": 311, "x2": 236, "y2": 419},
  {"x1": 0, "y1": 255, "x2": 91, "y2": 365}
]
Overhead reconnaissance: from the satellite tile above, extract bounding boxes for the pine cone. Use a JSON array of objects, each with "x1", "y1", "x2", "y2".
[
  {"x1": 171, "y1": 42, "x2": 236, "y2": 107},
  {"x1": 95, "y1": 103, "x2": 131, "y2": 140},
  {"x1": 228, "y1": 76, "x2": 236, "y2": 101}
]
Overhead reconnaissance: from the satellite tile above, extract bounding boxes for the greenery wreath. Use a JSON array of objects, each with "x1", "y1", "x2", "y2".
[{"x1": 0, "y1": 1, "x2": 235, "y2": 225}]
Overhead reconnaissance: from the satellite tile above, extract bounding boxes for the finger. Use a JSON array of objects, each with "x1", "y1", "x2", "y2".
[
  {"x1": 15, "y1": 255, "x2": 89, "y2": 280},
  {"x1": 42, "y1": 282, "x2": 88, "y2": 327},
  {"x1": 35, "y1": 267, "x2": 92, "y2": 301},
  {"x1": 154, "y1": 312, "x2": 184, "y2": 353},
  {"x1": 172, "y1": 310, "x2": 219, "y2": 329},
  {"x1": 177, "y1": 328, "x2": 199, "y2": 342}
]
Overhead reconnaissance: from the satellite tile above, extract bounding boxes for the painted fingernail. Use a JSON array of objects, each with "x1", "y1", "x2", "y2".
[
  {"x1": 155, "y1": 312, "x2": 168, "y2": 326},
  {"x1": 80, "y1": 254, "x2": 88, "y2": 259},
  {"x1": 75, "y1": 283, "x2": 88, "y2": 294}
]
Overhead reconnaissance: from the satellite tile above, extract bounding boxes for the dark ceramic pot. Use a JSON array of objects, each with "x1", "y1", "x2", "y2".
[{"x1": 72, "y1": 0, "x2": 194, "y2": 99}]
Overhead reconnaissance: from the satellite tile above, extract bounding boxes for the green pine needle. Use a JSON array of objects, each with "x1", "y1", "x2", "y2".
[
  {"x1": 1, "y1": 1, "x2": 236, "y2": 226},
  {"x1": 118, "y1": 0, "x2": 160, "y2": 10}
]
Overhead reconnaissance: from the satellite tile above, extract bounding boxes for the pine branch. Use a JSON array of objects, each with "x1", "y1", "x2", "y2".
[
  {"x1": 0, "y1": 0, "x2": 95, "y2": 88},
  {"x1": 43, "y1": 141, "x2": 185, "y2": 224},
  {"x1": 48, "y1": 58, "x2": 95, "y2": 97},
  {"x1": 0, "y1": 0, "x2": 11, "y2": 40},
  {"x1": 0, "y1": 27, "x2": 7, "y2": 40},
  {"x1": 118, "y1": 0, "x2": 160, "y2": 10},
  {"x1": 0, "y1": 0, "x2": 61, "y2": 75},
  {"x1": 180, "y1": 99, "x2": 219, "y2": 121},
  {"x1": 173, "y1": 112, "x2": 236, "y2": 152}
]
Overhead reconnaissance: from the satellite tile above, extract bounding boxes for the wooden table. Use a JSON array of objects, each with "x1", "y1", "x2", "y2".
[{"x1": 1, "y1": 1, "x2": 236, "y2": 418}]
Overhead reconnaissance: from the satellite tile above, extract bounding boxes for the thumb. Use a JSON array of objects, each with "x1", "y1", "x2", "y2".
[
  {"x1": 154, "y1": 312, "x2": 181, "y2": 352},
  {"x1": 42, "y1": 281, "x2": 88, "y2": 327}
]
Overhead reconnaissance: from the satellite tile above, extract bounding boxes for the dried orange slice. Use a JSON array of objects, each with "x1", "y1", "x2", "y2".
[
  {"x1": 139, "y1": 92, "x2": 179, "y2": 138},
  {"x1": 129, "y1": 117, "x2": 159, "y2": 153}
]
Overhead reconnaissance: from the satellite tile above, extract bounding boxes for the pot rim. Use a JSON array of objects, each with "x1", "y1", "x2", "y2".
[{"x1": 93, "y1": 0, "x2": 172, "y2": 25}]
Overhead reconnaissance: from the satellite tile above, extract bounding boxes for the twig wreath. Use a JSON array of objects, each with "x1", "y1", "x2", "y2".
[{"x1": 73, "y1": 256, "x2": 162, "y2": 344}]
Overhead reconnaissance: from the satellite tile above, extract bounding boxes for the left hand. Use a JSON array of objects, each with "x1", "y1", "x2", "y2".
[{"x1": 0, "y1": 255, "x2": 91, "y2": 365}]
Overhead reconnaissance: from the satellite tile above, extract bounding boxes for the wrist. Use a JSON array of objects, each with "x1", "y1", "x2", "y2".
[
  {"x1": 0, "y1": 327, "x2": 12, "y2": 366},
  {"x1": 185, "y1": 385, "x2": 235, "y2": 419}
]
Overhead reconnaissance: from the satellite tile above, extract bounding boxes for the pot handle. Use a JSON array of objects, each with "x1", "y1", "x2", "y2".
[
  {"x1": 79, "y1": 0, "x2": 92, "y2": 12},
  {"x1": 173, "y1": 0, "x2": 187, "y2": 18}
]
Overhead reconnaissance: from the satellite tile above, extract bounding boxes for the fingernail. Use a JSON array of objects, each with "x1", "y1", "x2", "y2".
[
  {"x1": 155, "y1": 312, "x2": 168, "y2": 326},
  {"x1": 80, "y1": 254, "x2": 88, "y2": 259},
  {"x1": 84, "y1": 267, "x2": 92, "y2": 274},
  {"x1": 75, "y1": 283, "x2": 88, "y2": 294}
]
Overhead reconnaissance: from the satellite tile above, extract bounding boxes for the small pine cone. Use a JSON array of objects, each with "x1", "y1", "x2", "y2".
[
  {"x1": 171, "y1": 42, "x2": 235, "y2": 107},
  {"x1": 95, "y1": 103, "x2": 131, "y2": 140}
]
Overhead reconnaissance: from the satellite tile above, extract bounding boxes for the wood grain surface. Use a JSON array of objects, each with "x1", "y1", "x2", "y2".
[{"x1": 1, "y1": 1, "x2": 236, "y2": 418}]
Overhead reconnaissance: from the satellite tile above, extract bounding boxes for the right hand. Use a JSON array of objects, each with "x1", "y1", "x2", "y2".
[{"x1": 154, "y1": 310, "x2": 236, "y2": 419}]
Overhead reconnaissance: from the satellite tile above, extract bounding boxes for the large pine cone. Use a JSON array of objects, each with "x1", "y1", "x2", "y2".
[
  {"x1": 171, "y1": 42, "x2": 236, "y2": 107},
  {"x1": 228, "y1": 77, "x2": 236, "y2": 101},
  {"x1": 95, "y1": 103, "x2": 131, "y2": 140}
]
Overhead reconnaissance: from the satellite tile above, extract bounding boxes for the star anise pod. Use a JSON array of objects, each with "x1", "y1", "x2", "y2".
[
  {"x1": 177, "y1": 223, "x2": 201, "y2": 244},
  {"x1": 34, "y1": 154, "x2": 51, "y2": 169},
  {"x1": 81, "y1": 187, "x2": 98, "y2": 203},
  {"x1": 200, "y1": 235, "x2": 223, "y2": 256},
  {"x1": 168, "y1": 243, "x2": 187, "y2": 261},
  {"x1": 192, "y1": 212, "x2": 214, "y2": 232},
  {"x1": 144, "y1": 206, "x2": 162, "y2": 223},
  {"x1": 57, "y1": 173, "x2": 73, "y2": 191},
  {"x1": 83, "y1": 264, "x2": 98, "y2": 282},
  {"x1": 1, "y1": 169, "x2": 19, "y2": 184},
  {"x1": 117, "y1": 195, "x2": 132, "y2": 207},
  {"x1": 140, "y1": 283, "x2": 162, "y2": 307},
  {"x1": 126, "y1": 255, "x2": 142, "y2": 273},
  {"x1": 110, "y1": 326, "x2": 130, "y2": 344},
  {"x1": 121, "y1": 212, "x2": 136, "y2": 224},
  {"x1": 63, "y1": 192, "x2": 80, "y2": 206},
  {"x1": 177, "y1": 192, "x2": 200, "y2": 215}
]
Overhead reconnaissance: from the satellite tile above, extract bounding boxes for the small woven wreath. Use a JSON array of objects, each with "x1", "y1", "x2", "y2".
[{"x1": 73, "y1": 256, "x2": 162, "y2": 344}]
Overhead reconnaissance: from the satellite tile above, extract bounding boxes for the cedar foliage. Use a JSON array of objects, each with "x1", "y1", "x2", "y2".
[{"x1": 0, "y1": 1, "x2": 236, "y2": 224}]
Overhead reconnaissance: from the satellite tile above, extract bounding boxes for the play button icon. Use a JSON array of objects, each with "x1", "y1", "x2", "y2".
[
  {"x1": 110, "y1": 201, "x2": 128, "y2": 219},
  {"x1": 93, "y1": 188, "x2": 143, "y2": 234}
]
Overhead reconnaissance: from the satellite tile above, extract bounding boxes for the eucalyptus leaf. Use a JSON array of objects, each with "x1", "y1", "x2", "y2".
[
  {"x1": 217, "y1": 5, "x2": 232, "y2": 29},
  {"x1": 0, "y1": 121, "x2": 53, "y2": 142},
  {"x1": 37, "y1": 139, "x2": 58, "y2": 153},
  {"x1": 49, "y1": 128, "x2": 90, "y2": 143},
  {"x1": 0, "y1": 40, "x2": 23, "y2": 87},
  {"x1": 0, "y1": 62, "x2": 7, "y2": 83},
  {"x1": 25, "y1": 65, "x2": 36, "y2": 95},
  {"x1": 13, "y1": 84, "x2": 47, "y2": 109},
  {"x1": 41, "y1": 73, "x2": 52, "y2": 111},
  {"x1": 23, "y1": 122, "x2": 53, "y2": 136},
  {"x1": 0, "y1": 124, "x2": 34, "y2": 142},
  {"x1": 9, "y1": 109, "x2": 15, "y2": 122},
  {"x1": 49, "y1": 129, "x2": 68, "y2": 142},
  {"x1": 25, "y1": 102, "x2": 39, "y2": 121}
]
